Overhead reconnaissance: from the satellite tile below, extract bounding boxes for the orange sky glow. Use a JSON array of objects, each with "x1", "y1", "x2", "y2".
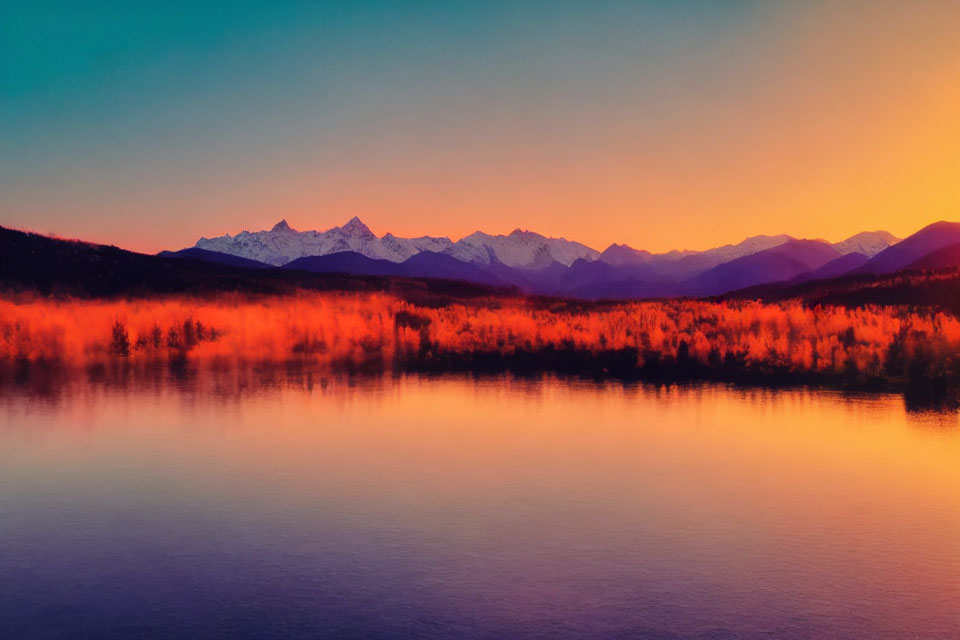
[{"x1": 1, "y1": 1, "x2": 958, "y2": 253}]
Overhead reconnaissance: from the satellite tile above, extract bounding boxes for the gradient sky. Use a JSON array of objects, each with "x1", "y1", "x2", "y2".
[{"x1": 1, "y1": 0, "x2": 959, "y2": 253}]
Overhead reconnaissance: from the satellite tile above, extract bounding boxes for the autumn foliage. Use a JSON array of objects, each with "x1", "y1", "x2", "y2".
[{"x1": 3, "y1": 292, "x2": 960, "y2": 399}]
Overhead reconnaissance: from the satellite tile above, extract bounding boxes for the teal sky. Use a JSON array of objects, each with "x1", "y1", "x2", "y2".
[{"x1": 2, "y1": 1, "x2": 958, "y2": 252}]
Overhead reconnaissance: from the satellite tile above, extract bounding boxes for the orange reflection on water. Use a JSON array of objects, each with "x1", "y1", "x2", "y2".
[{"x1": 1, "y1": 375, "x2": 957, "y2": 637}]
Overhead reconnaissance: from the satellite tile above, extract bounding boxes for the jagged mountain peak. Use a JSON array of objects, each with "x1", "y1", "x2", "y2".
[
  {"x1": 339, "y1": 216, "x2": 374, "y2": 237},
  {"x1": 196, "y1": 216, "x2": 449, "y2": 266},
  {"x1": 190, "y1": 218, "x2": 917, "y2": 287}
]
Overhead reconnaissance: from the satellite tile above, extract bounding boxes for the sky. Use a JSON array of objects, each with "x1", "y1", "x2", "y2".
[{"x1": 1, "y1": 0, "x2": 959, "y2": 253}]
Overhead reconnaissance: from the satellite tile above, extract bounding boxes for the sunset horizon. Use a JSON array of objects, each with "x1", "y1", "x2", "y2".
[
  {"x1": 9, "y1": 211, "x2": 954, "y2": 257},
  {"x1": 3, "y1": 2, "x2": 959, "y2": 639},
  {"x1": 4, "y1": 1, "x2": 959, "y2": 254}
]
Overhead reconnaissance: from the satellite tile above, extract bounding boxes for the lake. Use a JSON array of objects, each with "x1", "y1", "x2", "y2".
[{"x1": 1, "y1": 371, "x2": 958, "y2": 639}]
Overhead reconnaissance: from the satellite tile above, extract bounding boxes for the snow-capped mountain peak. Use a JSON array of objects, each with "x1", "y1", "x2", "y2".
[
  {"x1": 831, "y1": 231, "x2": 899, "y2": 257},
  {"x1": 339, "y1": 216, "x2": 375, "y2": 238},
  {"x1": 445, "y1": 229, "x2": 599, "y2": 268},
  {"x1": 192, "y1": 218, "x2": 901, "y2": 274},
  {"x1": 195, "y1": 217, "x2": 450, "y2": 266}
]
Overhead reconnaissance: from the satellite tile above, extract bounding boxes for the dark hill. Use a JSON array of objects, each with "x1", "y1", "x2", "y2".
[
  {"x1": 284, "y1": 251, "x2": 506, "y2": 287},
  {"x1": 0, "y1": 226, "x2": 513, "y2": 302},
  {"x1": 398, "y1": 252, "x2": 504, "y2": 286},
  {"x1": 723, "y1": 266, "x2": 960, "y2": 316},
  {"x1": 551, "y1": 259, "x2": 667, "y2": 299},
  {"x1": 283, "y1": 252, "x2": 401, "y2": 276},
  {"x1": 905, "y1": 241, "x2": 960, "y2": 271},
  {"x1": 158, "y1": 247, "x2": 272, "y2": 269},
  {"x1": 791, "y1": 252, "x2": 869, "y2": 283}
]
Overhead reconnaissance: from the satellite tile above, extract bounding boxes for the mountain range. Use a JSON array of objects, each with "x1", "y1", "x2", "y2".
[
  {"x1": 185, "y1": 218, "x2": 911, "y2": 298},
  {"x1": 6, "y1": 218, "x2": 960, "y2": 303},
  {"x1": 196, "y1": 217, "x2": 601, "y2": 269}
]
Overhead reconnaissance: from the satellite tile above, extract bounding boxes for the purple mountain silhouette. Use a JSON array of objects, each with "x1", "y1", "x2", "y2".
[
  {"x1": 905, "y1": 240, "x2": 960, "y2": 271},
  {"x1": 791, "y1": 252, "x2": 870, "y2": 283},
  {"x1": 683, "y1": 239, "x2": 842, "y2": 296},
  {"x1": 857, "y1": 221, "x2": 960, "y2": 274}
]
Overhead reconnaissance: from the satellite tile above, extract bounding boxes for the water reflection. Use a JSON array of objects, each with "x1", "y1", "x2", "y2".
[
  {"x1": 6, "y1": 359, "x2": 960, "y2": 419},
  {"x1": 0, "y1": 369, "x2": 958, "y2": 639}
]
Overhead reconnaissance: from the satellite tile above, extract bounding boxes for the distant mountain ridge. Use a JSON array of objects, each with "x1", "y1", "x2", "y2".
[
  {"x1": 681, "y1": 239, "x2": 843, "y2": 296},
  {"x1": 194, "y1": 217, "x2": 897, "y2": 270},
  {"x1": 17, "y1": 219, "x2": 960, "y2": 303},
  {"x1": 197, "y1": 217, "x2": 599, "y2": 269},
  {"x1": 197, "y1": 217, "x2": 453, "y2": 267},
  {"x1": 183, "y1": 217, "x2": 907, "y2": 298},
  {"x1": 854, "y1": 221, "x2": 960, "y2": 275}
]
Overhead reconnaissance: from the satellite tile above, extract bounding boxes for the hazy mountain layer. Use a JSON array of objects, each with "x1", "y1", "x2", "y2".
[{"x1": 194, "y1": 218, "x2": 899, "y2": 278}]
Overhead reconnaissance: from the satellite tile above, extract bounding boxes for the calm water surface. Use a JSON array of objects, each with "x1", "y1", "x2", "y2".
[{"x1": 1, "y1": 372, "x2": 958, "y2": 639}]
